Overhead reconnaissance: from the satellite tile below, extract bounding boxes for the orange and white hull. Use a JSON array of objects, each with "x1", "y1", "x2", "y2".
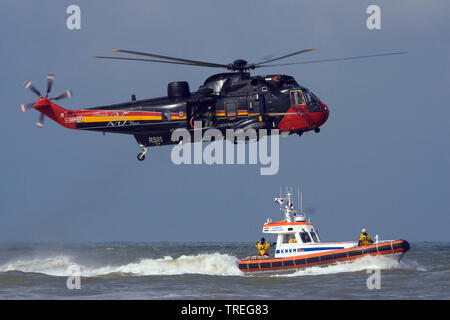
[{"x1": 238, "y1": 240, "x2": 409, "y2": 273}]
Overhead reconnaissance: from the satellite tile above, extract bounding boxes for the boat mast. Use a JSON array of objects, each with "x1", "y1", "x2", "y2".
[
  {"x1": 284, "y1": 189, "x2": 296, "y2": 222},
  {"x1": 275, "y1": 187, "x2": 305, "y2": 222}
]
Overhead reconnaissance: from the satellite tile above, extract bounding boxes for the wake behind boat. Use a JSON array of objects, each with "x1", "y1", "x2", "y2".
[{"x1": 238, "y1": 190, "x2": 410, "y2": 273}]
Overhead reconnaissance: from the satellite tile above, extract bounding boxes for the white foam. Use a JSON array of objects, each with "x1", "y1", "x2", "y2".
[
  {"x1": 87, "y1": 253, "x2": 242, "y2": 277},
  {"x1": 0, "y1": 253, "x2": 424, "y2": 278},
  {"x1": 0, "y1": 253, "x2": 243, "y2": 277},
  {"x1": 277, "y1": 254, "x2": 410, "y2": 277},
  {"x1": 0, "y1": 255, "x2": 75, "y2": 277}
]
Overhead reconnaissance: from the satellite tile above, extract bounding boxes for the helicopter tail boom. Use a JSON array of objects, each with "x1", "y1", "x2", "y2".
[{"x1": 30, "y1": 98, "x2": 78, "y2": 129}]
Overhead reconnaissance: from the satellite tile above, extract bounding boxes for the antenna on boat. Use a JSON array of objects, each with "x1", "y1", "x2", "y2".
[
  {"x1": 275, "y1": 187, "x2": 307, "y2": 222},
  {"x1": 300, "y1": 191, "x2": 303, "y2": 215},
  {"x1": 284, "y1": 187, "x2": 293, "y2": 222}
]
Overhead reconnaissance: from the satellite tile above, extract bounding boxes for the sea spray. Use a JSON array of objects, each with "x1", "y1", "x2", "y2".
[
  {"x1": 276, "y1": 255, "x2": 407, "y2": 277},
  {"x1": 0, "y1": 253, "x2": 242, "y2": 277}
]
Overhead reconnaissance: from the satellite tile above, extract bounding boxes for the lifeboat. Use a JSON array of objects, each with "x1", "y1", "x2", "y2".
[{"x1": 238, "y1": 190, "x2": 410, "y2": 273}]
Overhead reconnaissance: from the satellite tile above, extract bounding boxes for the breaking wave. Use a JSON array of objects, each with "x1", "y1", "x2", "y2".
[
  {"x1": 88, "y1": 253, "x2": 242, "y2": 277},
  {"x1": 0, "y1": 255, "x2": 74, "y2": 277},
  {"x1": 278, "y1": 254, "x2": 424, "y2": 277},
  {"x1": 0, "y1": 253, "x2": 423, "y2": 278},
  {"x1": 0, "y1": 253, "x2": 242, "y2": 277}
]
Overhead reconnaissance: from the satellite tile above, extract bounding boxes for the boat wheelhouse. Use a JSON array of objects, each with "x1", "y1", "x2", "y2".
[{"x1": 238, "y1": 190, "x2": 409, "y2": 273}]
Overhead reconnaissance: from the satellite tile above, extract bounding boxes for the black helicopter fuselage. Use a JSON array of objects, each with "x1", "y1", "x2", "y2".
[
  {"x1": 22, "y1": 48, "x2": 405, "y2": 160},
  {"x1": 75, "y1": 72, "x2": 329, "y2": 148}
]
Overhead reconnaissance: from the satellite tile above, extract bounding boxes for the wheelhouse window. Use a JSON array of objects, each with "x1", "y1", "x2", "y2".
[
  {"x1": 300, "y1": 230, "x2": 312, "y2": 243},
  {"x1": 310, "y1": 230, "x2": 319, "y2": 242},
  {"x1": 283, "y1": 234, "x2": 297, "y2": 244}
]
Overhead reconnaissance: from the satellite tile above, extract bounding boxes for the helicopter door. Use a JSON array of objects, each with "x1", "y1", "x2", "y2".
[{"x1": 248, "y1": 94, "x2": 265, "y2": 119}]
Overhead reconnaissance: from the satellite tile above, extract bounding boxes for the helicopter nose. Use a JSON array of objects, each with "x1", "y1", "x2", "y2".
[{"x1": 320, "y1": 102, "x2": 329, "y2": 124}]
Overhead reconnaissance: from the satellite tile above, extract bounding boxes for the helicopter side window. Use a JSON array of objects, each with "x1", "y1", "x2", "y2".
[
  {"x1": 289, "y1": 91, "x2": 297, "y2": 106},
  {"x1": 290, "y1": 90, "x2": 305, "y2": 106},
  {"x1": 225, "y1": 101, "x2": 237, "y2": 118}
]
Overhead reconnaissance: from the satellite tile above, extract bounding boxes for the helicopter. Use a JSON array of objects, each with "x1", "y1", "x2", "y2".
[{"x1": 20, "y1": 48, "x2": 406, "y2": 161}]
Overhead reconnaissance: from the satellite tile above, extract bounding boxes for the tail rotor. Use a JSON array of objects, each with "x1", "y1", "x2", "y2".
[
  {"x1": 19, "y1": 103, "x2": 35, "y2": 113},
  {"x1": 23, "y1": 80, "x2": 42, "y2": 97},
  {"x1": 45, "y1": 73, "x2": 54, "y2": 98},
  {"x1": 20, "y1": 74, "x2": 73, "y2": 128}
]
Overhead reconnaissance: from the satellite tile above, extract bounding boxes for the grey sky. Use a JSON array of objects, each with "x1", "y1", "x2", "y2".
[{"x1": 1, "y1": 0, "x2": 449, "y2": 242}]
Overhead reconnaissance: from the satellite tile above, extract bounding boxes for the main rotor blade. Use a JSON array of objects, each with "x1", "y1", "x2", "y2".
[
  {"x1": 254, "y1": 48, "x2": 316, "y2": 66},
  {"x1": 23, "y1": 81, "x2": 42, "y2": 97},
  {"x1": 93, "y1": 56, "x2": 226, "y2": 68},
  {"x1": 255, "y1": 51, "x2": 408, "y2": 68},
  {"x1": 111, "y1": 49, "x2": 229, "y2": 68},
  {"x1": 45, "y1": 74, "x2": 55, "y2": 98}
]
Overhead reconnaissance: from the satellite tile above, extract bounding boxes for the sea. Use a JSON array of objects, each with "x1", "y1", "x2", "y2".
[{"x1": 0, "y1": 242, "x2": 448, "y2": 300}]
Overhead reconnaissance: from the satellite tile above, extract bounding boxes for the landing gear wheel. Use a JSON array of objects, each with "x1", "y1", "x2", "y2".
[
  {"x1": 137, "y1": 153, "x2": 146, "y2": 161},
  {"x1": 136, "y1": 144, "x2": 148, "y2": 161},
  {"x1": 314, "y1": 128, "x2": 321, "y2": 133}
]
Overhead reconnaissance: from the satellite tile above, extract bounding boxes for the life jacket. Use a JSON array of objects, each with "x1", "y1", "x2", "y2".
[
  {"x1": 359, "y1": 233, "x2": 371, "y2": 246},
  {"x1": 255, "y1": 242, "x2": 271, "y2": 255}
]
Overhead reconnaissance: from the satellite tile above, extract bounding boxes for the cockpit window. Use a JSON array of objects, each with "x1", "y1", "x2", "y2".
[
  {"x1": 303, "y1": 90, "x2": 312, "y2": 104},
  {"x1": 307, "y1": 102, "x2": 322, "y2": 113},
  {"x1": 311, "y1": 92, "x2": 320, "y2": 101},
  {"x1": 304, "y1": 90, "x2": 323, "y2": 112},
  {"x1": 304, "y1": 90, "x2": 318, "y2": 103},
  {"x1": 283, "y1": 76, "x2": 299, "y2": 87},
  {"x1": 304, "y1": 90, "x2": 321, "y2": 102}
]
